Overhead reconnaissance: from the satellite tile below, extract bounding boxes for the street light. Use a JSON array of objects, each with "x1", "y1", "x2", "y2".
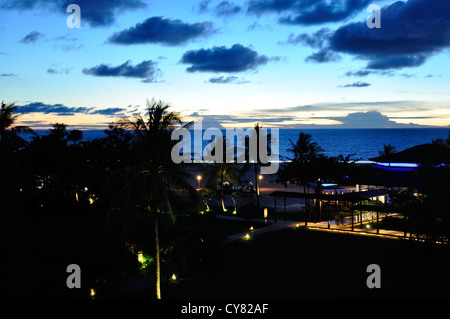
[
  {"x1": 197, "y1": 175, "x2": 202, "y2": 189},
  {"x1": 258, "y1": 175, "x2": 263, "y2": 195}
]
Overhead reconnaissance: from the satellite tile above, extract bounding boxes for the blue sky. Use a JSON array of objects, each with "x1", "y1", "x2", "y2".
[{"x1": 1, "y1": 0, "x2": 450, "y2": 129}]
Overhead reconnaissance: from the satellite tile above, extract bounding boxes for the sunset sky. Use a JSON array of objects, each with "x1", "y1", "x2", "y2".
[{"x1": 1, "y1": 0, "x2": 450, "y2": 130}]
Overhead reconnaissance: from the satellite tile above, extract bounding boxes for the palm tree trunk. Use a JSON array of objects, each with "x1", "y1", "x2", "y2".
[
  {"x1": 155, "y1": 209, "x2": 161, "y2": 299},
  {"x1": 304, "y1": 184, "x2": 308, "y2": 226},
  {"x1": 255, "y1": 163, "x2": 260, "y2": 210},
  {"x1": 221, "y1": 173, "x2": 226, "y2": 212}
]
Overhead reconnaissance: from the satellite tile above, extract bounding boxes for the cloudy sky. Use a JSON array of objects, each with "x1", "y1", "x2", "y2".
[{"x1": 1, "y1": 0, "x2": 450, "y2": 129}]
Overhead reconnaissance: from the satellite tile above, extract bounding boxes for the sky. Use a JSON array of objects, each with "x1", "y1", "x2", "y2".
[{"x1": 1, "y1": 0, "x2": 450, "y2": 130}]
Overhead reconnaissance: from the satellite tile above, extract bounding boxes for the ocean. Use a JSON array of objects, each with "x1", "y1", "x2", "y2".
[{"x1": 22, "y1": 128, "x2": 449, "y2": 161}]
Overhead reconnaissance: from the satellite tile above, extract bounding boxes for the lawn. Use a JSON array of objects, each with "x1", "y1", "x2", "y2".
[
  {"x1": 163, "y1": 227, "x2": 450, "y2": 299},
  {"x1": 175, "y1": 214, "x2": 269, "y2": 238}
]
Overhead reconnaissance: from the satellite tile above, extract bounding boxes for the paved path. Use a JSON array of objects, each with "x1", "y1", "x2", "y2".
[{"x1": 218, "y1": 214, "x2": 407, "y2": 243}]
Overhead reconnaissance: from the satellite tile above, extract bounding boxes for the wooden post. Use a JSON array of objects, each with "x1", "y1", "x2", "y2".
[
  {"x1": 376, "y1": 210, "x2": 379, "y2": 234},
  {"x1": 351, "y1": 201, "x2": 354, "y2": 231},
  {"x1": 327, "y1": 200, "x2": 330, "y2": 229}
]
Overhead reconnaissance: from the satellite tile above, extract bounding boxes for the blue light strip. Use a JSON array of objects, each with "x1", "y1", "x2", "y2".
[{"x1": 375, "y1": 162, "x2": 419, "y2": 168}]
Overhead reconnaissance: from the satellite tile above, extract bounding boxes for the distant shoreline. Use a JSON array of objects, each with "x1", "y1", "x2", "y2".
[{"x1": 18, "y1": 127, "x2": 449, "y2": 161}]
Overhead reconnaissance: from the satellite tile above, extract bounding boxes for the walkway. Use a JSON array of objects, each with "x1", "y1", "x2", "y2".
[{"x1": 219, "y1": 214, "x2": 407, "y2": 243}]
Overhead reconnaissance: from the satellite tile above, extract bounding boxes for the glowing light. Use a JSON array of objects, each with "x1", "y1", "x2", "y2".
[
  {"x1": 375, "y1": 162, "x2": 419, "y2": 168},
  {"x1": 138, "y1": 251, "x2": 144, "y2": 263},
  {"x1": 90, "y1": 288, "x2": 96, "y2": 298},
  {"x1": 264, "y1": 207, "x2": 268, "y2": 219},
  {"x1": 171, "y1": 273, "x2": 177, "y2": 281},
  {"x1": 244, "y1": 233, "x2": 250, "y2": 240},
  {"x1": 258, "y1": 175, "x2": 263, "y2": 180},
  {"x1": 249, "y1": 226, "x2": 254, "y2": 231}
]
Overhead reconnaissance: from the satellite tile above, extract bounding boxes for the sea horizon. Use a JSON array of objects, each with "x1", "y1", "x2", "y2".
[{"x1": 21, "y1": 127, "x2": 449, "y2": 162}]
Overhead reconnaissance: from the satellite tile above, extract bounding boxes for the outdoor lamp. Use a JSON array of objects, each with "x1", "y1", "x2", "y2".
[{"x1": 197, "y1": 175, "x2": 202, "y2": 188}]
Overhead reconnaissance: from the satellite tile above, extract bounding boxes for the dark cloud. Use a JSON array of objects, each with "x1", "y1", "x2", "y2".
[
  {"x1": 207, "y1": 76, "x2": 249, "y2": 84},
  {"x1": 1, "y1": 73, "x2": 16, "y2": 77},
  {"x1": 1, "y1": 0, "x2": 146, "y2": 27},
  {"x1": 305, "y1": 48, "x2": 341, "y2": 63},
  {"x1": 19, "y1": 31, "x2": 43, "y2": 44},
  {"x1": 181, "y1": 44, "x2": 270, "y2": 73},
  {"x1": 16, "y1": 102, "x2": 93, "y2": 116},
  {"x1": 329, "y1": 0, "x2": 450, "y2": 70},
  {"x1": 344, "y1": 69, "x2": 394, "y2": 77},
  {"x1": 338, "y1": 81, "x2": 371, "y2": 88},
  {"x1": 282, "y1": 27, "x2": 340, "y2": 64},
  {"x1": 16, "y1": 102, "x2": 128, "y2": 117},
  {"x1": 90, "y1": 108, "x2": 128, "y2": 116},
  {"x1": 284, "y1": 27, "x2": 333, "y2": 49},
  {"x1": 108, "y1": 17, "x2": 215, "y2": 46},
  {"x1": 82, "y1": 60, "x2": 160, "y2": 83},
  {"x1": 215, "y1": 1, "x2": 242, "y2": 16},
  {"x1": 344, "y1": 70, "x2": 371, "y2": 77},
  {"x1": 365, "y1": 55, "x2": 427, "y2": 70},
  {"x1": 197, "y1": 0, "x2": 211, "y2": 13},
  {"x1": 247, "y1": 0, "x2": 371, "y2": 25}
]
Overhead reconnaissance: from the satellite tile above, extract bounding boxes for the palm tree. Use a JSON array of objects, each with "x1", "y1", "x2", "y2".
[
  {"x1": 101, "y1": 99, "x2": 200, "y2": 299},
  {"x1": 203, "y1": 161, "x2": 240, "y2": 212},
  {"x1": 276, "y1": 132, "x2": 324, "y2": 224},
  {"x1": 202, "y1": 134, "x2": 240, "y2": 212},
  {"x1": 379, "y1": 144, "x2": 396, "y2": 158},
  {"x1": 0, "y1": 101, "x2": 32, "y2": 149},
  {"x1": 241, "y1": 122, "x2": 273, "y2": 211},
  {"x1": 288, "y1": 132, "x2": 324, "y2": 164}
]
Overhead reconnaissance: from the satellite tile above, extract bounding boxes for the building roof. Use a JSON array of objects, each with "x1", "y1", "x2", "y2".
[{"x1": 268, "y1": 189, "x2": 390, "y2": 202}]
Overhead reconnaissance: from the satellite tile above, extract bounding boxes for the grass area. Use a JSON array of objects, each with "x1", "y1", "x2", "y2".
[
  {"x1": 163, "y1": 227, "x2": 450, "y2": 299},
  {"x1": 176, "y1": 215, "x2": 269, "y2": 238}
]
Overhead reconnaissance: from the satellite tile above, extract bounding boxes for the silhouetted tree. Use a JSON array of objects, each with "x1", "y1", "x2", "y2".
[
  {"x1": 379, "y1": 144, "x2": 396, "y2": 158},
  {"x1": 101, "y1": 99, "x2": 200, "y2": 299}
]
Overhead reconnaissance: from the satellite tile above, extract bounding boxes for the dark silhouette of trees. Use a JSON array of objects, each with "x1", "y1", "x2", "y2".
[
  {"x1": 100, "y1": 99, "x2": 200, "y2": 299},
  {"x1": 379, "y1": 143, "x2": 397, "y2": 158},
  {"x1": 0, "y1": 101, "x2": 32, "y2": 213}
]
